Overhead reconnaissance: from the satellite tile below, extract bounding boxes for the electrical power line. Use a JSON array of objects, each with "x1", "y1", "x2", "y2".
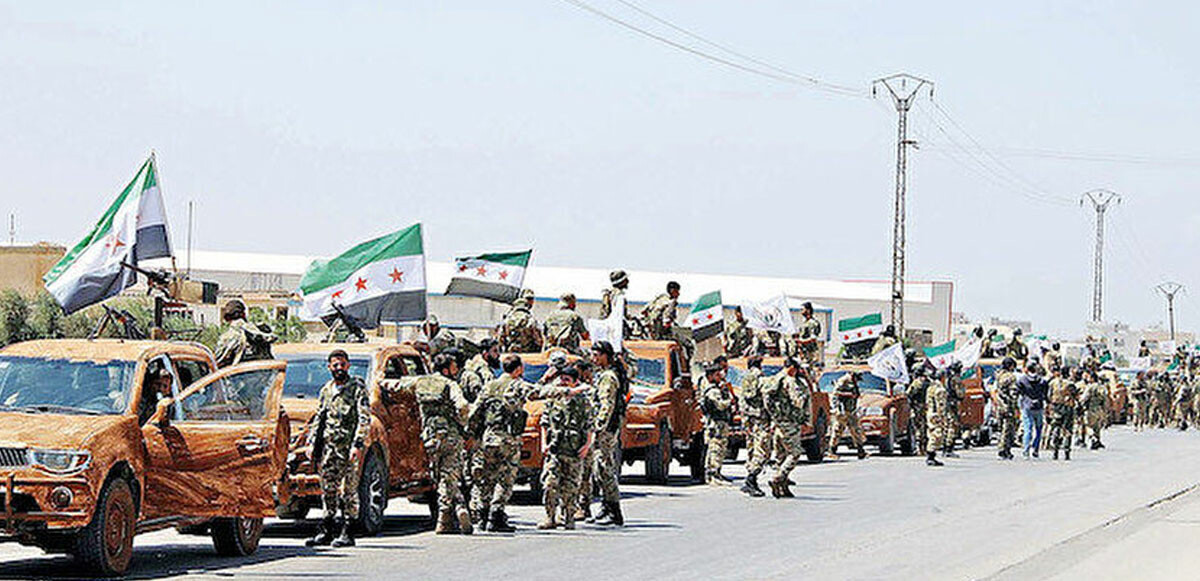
[{"x1": 557, "y1": 0, "x2": 867, "y2": 97}]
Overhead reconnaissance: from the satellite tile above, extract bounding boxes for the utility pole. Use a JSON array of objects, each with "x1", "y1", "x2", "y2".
[
  {"x1": 1155, "y1": 282, "x2": 1184, "y2": 341},
  {"x1": 1080, "y1": 189, "x2": 1120, "y2": 322},
  {"x1": 8, "y1": 214, "x2": 14, "y2": 245},
  {"x1": 872, "y1": 73, "x2": 933, "y2": 339}
]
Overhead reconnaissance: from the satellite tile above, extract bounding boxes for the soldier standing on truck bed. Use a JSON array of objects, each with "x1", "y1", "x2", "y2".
[
  {"x1": 538, "y1": 364, "x2": 593, "y2": 530},
  {"x1": 797, "y1": 302, "x2": 822, "y2": 366},
  {"x1": 641, "y1": 281, "x2": 681, "y2": 341},
  {"x1": 761, "y1": 358, "x2": 810, "y2": 498},
  {"x1": 828, "y1": 372, "x2": 868, "y2": 460},
  {"x1": 305, "y1": 349, "x2": 371, "y2": 548},
  {"x1": 499, "y1": 295, "x2": 543, "y2": 353},
  {"x1": 590, "y1": 340, "x2": 628, "y2": 526},
  {"x1": 699, "y1": 361, "x2": 734, "y2": 485},
  {"x1": 415, "y1": 353, "x2": 473, "y2": 534},
  {"x1": 421, "y1": 315, "x2": 459, "y2": 359},
  {"x1": 725, "y1": 307, "x2": 753, "y2": 357},
  {"x1": 739, "y1": 355, "x2": 770, "y2": 497},
  {"x1": 543, "y1": 293, "x2": 590, "y2": 355},
  {"x1": 214, "y1": 299, "x2": 276, "y2": 368}
]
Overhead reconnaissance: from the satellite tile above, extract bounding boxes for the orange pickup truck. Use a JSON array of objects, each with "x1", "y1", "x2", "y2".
[
  {"x1": 273, "y1": 342, "x2": 434, "y2": 534},
  {"x1": 0, "y1": 339, "x2": 290, "y2": 576},
  {"x1": 726, "y1": 358, "x2": 833, "y2": 462},
  {"x1": 819, "y1": 364, "x2": 917, "y2": 455}
]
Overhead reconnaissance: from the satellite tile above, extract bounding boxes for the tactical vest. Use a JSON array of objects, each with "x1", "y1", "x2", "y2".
[
  {"x1": 764, "y1": 375, "x2": 801, "y2": 425},
  {"x1": 545, "y1": 396, "x2": 589, "y2": 456},
  {"x1": 740, "y1": 369, "x2": 765, "y2": 418},
  {"x1": 415, "y1": 375, "x2": 460, "y2": 435}
]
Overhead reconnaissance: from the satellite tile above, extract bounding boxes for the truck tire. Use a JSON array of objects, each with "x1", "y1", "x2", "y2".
[
  {"x1": 72, "y1": 477, "x2": 136, "y2": 577},
  {"x1": 686, "y1": 431, "x2": 706, "y2": 483},
  {"x1": 879, "y1": 413, "x2": 896, "y2": 455},
  {"x1": 803, "y1": 413, "x2": 828, "y2": 463},
  {"x1": 356, "y1": 450, "x2": 388, "y2": 536},
  {"x1": 211, "y1": 517, "x2": 263, "y2": 557},
  {"x1": 645, "y1": 421, "x2": 670, "y2": 485}
]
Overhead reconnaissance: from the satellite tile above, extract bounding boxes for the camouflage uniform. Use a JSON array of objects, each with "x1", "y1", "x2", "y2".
[
  {"x1": 739, "y1": 366, "x2": 772, "y2": 478},
  {"x1": 540, "y1": 391, "x2": 593, "y2": 529},
  {"x1": 699, "y1": 375, "x2": 734, "y2": 480},
  {"x1": 993, "y1": 369, "x2": 1020, "y2": 455},
  {"x1": 1155, "y1": 376, "x2": 1174, "y2": 428},
  {"x1": 414, "y1": 374, "x2": 471, "y2": 530},
  {"x1": 468, "y1": 375, "x2": 528, "y2": 522},
  {"x1": 762, "y1": 370, "x2": 810, "y2": 490},
  {"x1": 1047, "y1": 376, "x2": 1079, "y2": 457},
  {"x1": 870, "y1": 335, "x2": 898, "y2": 357},
  {"x1": 640, "y1": 293, "x2": 678, "y2": 341},
  {"x1": 214, "y1": 318, "x2": 275, "y2": 368},
  {"x1": 1007, "y1": 338, "x2": 1029, "y2": 364},
  {"x1": 460, "y1": 354, "x2": 496, "y2": 404},
  {"x1": 428, "y1": 327, "x2": 459, "y2": 358},
  {"x1": 307, "y1": 376, "x2": 371, "y2": 520},
  {"x1": 797, "y1": 316, "x2": 822, "y2": 366},
  {"x1": 828, "y1": 374, "x2": 866, "y2": 453},
  {"x1": 1131, "y1": 377, "x2": 1151, "y2": 431},
  {"x1": 1175, "y1": 380, "x2": 1194, "y2": 429},
  {"x1": 1081, "y1": 380, "x2": 1109, "y2": 447},
  {"x1": 752, "y1": 330, "x2": 781, "y2": 356},
  {"x1": 725, "y1": 317, "x2": 753, "y2": 358},
  {"x1": 945, "y1": 372, "x2": 964, "y2": 446},
  {"x1": 499, "y1": 300, "x2": 543, "y2": 353},
  {"x1": 592, "y1": 368, "x2": 627, "y2": 505},
  {"x1": 925, "y1": 378, "x2": 950, "y2": 452},
  {"x1": 543, "y1": 301, "x2": 589, "y2": 355},
  {"x1": 905, "y1": 375, "x2": 930, "y2": 454}
]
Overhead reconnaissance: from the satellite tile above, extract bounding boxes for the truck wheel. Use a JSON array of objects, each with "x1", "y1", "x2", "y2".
[
  {"x1": 899, "y1": 417, "x2": 916, "y2": 456},
  {"x1": 685, "y1": 432, "x2": 706, "y2": 483},
  {"x1": 879, "y1": 414, "x2": 896, "y2": 455},
  {"x1": 72, "y1": 477, "x2": 136, "y2": 577},
  {"x1": 645, "y1": 421, "x2": 670, "y2": 485},
  {"x1": 356, "y1": 451, "x2": 388, "y2": 536},
  {"x1": 803, "y1": 413, "x2": 828, "y2": 463},
  {"x1": 211, "y1": 517, "x2": 264, "y2": 557}
]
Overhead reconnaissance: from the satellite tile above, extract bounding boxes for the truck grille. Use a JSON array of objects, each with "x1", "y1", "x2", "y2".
[{"x1": 0, "y1": 447, "x2": 29, "y2": 467}]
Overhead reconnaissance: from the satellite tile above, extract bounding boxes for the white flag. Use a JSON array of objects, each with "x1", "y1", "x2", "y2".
[
  {"x1": 954, "y1": 338, "x2": 983, "y2": 369},
  {"x1": 868, "y1": 342, "x2": 909, "y2": 385},
  {"x1": 1129, "y1": 356, "x2": 1152, "y2": 371},
  {"x1": 587, "y1": 295, "x2": 624, "y2": 352},
  {"x1": 741, "y1": 294, "x2": 797, "y2": 335}
]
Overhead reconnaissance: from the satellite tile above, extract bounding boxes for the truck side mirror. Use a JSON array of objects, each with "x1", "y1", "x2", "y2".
[{"x1": 152, "y1": 398, "x2": 175, "y2": 427}]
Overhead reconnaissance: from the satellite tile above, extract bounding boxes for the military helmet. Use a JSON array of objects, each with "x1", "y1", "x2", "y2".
[{"x1": 609, "y1": 270, "x2": 628, "y2": 287}]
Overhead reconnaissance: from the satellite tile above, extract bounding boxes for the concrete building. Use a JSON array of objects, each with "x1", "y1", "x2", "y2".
[
  {"x1": 152, "y1": 250, "x2": 955, "y2": 355},
  {"x1": 0, "y1": 243, "x2": 65, "y2": 294}
]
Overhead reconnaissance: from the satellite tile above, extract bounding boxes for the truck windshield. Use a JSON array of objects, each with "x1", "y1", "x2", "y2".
[
  {"x1": 632, "y1": 357, "x2": 665, "y2": 388},
  {"x1": 0, "y1": 355, "x2": 137, "y2": 415},
  {"x1": 280, "y1": 355, "x2": 371, "y2": 399},
  {"x1": 818, "y1": 370, "x2": 887, "y2": 393},
  {"x1": 523, "y1": 363, "x2": 549, "y2": 384}
]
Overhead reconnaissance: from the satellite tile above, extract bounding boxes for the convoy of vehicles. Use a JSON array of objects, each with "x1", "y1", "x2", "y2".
[
  {"x1": 273, "y1": 342, "x2": 434, "y2": 534},
  {"x1": 0, "y1": 340, "x2": 290, "y2": 576}
]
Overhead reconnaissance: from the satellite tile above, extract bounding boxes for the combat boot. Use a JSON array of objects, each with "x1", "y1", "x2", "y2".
[
  {"x1": 607, "y1": 501, "x2": 624, "y2": 526},
  {"x1": 456, "y1": 508, "x2": 474, "y2": 535},
  {"x1": 305, "y1": 516, "x2": 337, "y2": 547},
  {"x1": 779, "y1": 482, "x2": 795, "y2": 498},
  {"x1": 768, "y1": 479, "x2": 784, "y2": 498},
  {"x1": 740, "y1": 473, "x2": 765, "y2": 498},
  {"x1": 856, "y1": 444, "x2": 868, "y2": 460},
  {"x1": 435, "y1": 510, "x2": 456, "y2": 535},
  {"x1": 1096, "y1": 441, "x2": 1105, "y2": 450},
  {"x1": 1053, "y1": 447, "x2": 1059, "y2": 460},
  {"x1": 562, "y1": 508, "x2": 576, "y2": 531},
  {"x1": 712, "y1": 471, "x2": 733, "y2": 484},
  {"x1": 1064, "y1": 448, "x2": 1071, "y2": 461},
  {"x1": 943, "y1": 446, "x2": 959, "y2": 458},
  {"x1": 489, "y1": 509, "x2": 516, "y2": 533},
  {"x1": 926, "y1": 452, "x2": 943, "y2": 467},
  {"x1": 471, "y1": 507, "x2": 487, "y2": 532},
  {"x1": 331, "y1": 518, "x2": 356, "y2": 547}
]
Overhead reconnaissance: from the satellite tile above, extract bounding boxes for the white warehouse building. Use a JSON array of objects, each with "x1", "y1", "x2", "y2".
[{"x1": 161, "y1": 250, "x2": 954, "y2": 355}]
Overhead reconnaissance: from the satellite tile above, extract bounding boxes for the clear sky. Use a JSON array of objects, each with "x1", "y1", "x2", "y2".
[{"x1": 2, "y1": 1, "x2": 1197, "y2": 336}]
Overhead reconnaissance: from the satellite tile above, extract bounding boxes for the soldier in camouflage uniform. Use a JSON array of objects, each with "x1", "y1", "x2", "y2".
[
  {"x1": 468, "y1": 354, "x2": 527, "y2": 533},
  {"x1": 925, "y1": 369, "x2": 950, "y2": 466},
  {"x1": 421, "y1": 315, "x2": 459, "y2": 358},
  {"x1": 1007, "y1": 328, "x2": 1029, "y2": 365},
  {"x1": 762, "y1": 358, "x2": 810, "y2": 497},
  {"x1": 305, "y1": 350, "x2": 371, "y2": 548},
  {"x1": 992, "y1": 357, "x2": 1020, "y2": 459},
  {"x1": 905, "y1": 363, "x2": 931, "y2": 456},
  {"x1": 214, "y1": 299, "x2": 276, "y2": 368},
  {"x1": 725, "y1": 307, "x2": 754, "y2": 358},
  {"x1": 828, "y1": 372, "x2": 868, "y2": 459},
  {"x1": 944, "y1": 361, "x2": 965, "y2": 454},
  {"x1": 460, "y1": 338, "x2": 500, "y2": 404},
  {"x1": 1131, "y1": 371, "x2": 1152, "y2": 431},
  {"x1": 796, "y1": 302, "x2": 822, "y2": 366},
  {"x1": 640, "y1": 281, "x2": 680, "y2": 341},
  {"x1": 499, "y1": 296, "x2": 543, "y2": 353},
  {"x1": 1047, "y1": 366, "x2": 1080, "y2": 460},
  {"x1": 738, "y1": 356, "x2": 770, "y2": 497},
  {"x1": 752, "y1": 329, "x2": 783, "y2": 357},
  {"x1": 1081, "y1": 370, "x2": 1110, "y2": 449},
  {"x1": 538, "y1": 365, "x2": 593, "y2": 530},
  {"x1": 590, "y1": 340, "x2": 628, "y2": 526},
  {"x1": 543, "y1": 293, "x2": 590, "y2": 355},
  {"x1": 1175, "y1": 373, "x2": 1194, "y2": 430},
  {"x1": 699, "y1": 362, "x2": 734, "y2": 484},
  {"x1": 870, "y1": 325, "x2": 898, "y2": 357},
  {"x1": 1155, "y1": 372, "x2": 1174, "y2": 428},
  {"x1": 415, "y1": 353, "x2": 473, "y2": 534}
]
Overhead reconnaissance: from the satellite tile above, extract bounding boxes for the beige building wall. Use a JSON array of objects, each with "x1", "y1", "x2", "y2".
[{"x1": 0, "y1": 244, "x2": 65, "y2": 295}]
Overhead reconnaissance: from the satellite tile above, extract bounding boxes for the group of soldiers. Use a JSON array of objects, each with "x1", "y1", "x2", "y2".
[{"x1": 1129, "y1": 365, "x2": 1200, "y2": 432}]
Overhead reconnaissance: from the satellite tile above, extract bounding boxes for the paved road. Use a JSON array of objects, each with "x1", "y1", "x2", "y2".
[{"x1": 3, "y1": 426, "x2": 1200, "y2": 580}]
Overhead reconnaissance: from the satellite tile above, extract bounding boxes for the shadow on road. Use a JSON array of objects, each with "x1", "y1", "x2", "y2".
[
  {"x1": 265, "y1": 515, "x2": 434, "y2": 540},
  {"x1": 0, "y1": 544, "x2": 325, "y2": 580}
]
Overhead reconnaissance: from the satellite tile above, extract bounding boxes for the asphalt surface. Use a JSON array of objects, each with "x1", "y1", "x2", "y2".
[{"x1": 3, "y1": 425, "x2": 1200, "y2": 580}]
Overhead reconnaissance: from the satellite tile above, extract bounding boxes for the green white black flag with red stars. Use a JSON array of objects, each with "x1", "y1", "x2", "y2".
[
  {"x1": 445, "y1": 250, "x2": 530, "y2": 303},
  {"x1": 299, "y1": 223, "x2": 427, "y2": 328},
  {"x1": 687, "y1": 291, "x2": 724, "y2": 342}
]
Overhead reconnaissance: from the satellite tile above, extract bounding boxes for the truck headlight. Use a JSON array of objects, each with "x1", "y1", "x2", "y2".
[{"x1": 28, "y1": 449, "x2": 91, "y2": 475}]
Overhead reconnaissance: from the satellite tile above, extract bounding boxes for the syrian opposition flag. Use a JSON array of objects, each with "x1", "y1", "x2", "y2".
[
  {"x1": 837, "y1": 313, "x2": 884, "y2": 344},
  {"x1": 44, "y1": 156, "x2": 173, "y2": 314},
  {"x1": 445, "y1": 250, "x2": 530, "y2": 303},
  {"x1": 742, "y1": 294, "x2": 797, "y2": 335},
  {"x1": 299, "y1": 223, "x2": 427, "y2": 329},
  {"x1": 990, "y1": 333, "x2": 1006, "y2": 352},
  {"x1": 687, "y1": 291, "x2": 723, "y2": 342},
  {"x1": 924, "y1": 339, "x2": 982, "y2": 371},
  {"x1": 924, "y1": 340, "x2": 956, "y2": 369}
]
